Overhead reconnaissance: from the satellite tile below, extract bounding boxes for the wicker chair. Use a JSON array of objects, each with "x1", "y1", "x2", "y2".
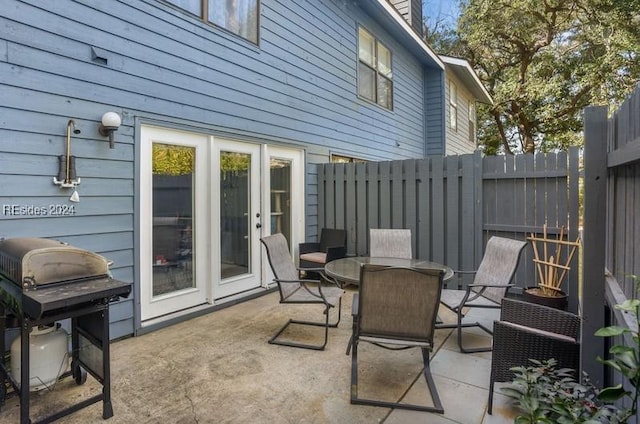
[
  {"x1": 260, "y1": 233, "x2": 344, "y2": 350},
  {"x1": 349, "y1": 264, "x2": 445, "y2": 413},
  {"x1": 369, "y1": 229, "x2": 412, "y2": 258},
  {"x1": 298, "y1": 228, "x2": 347, "y2": 270},
  {"x1": 488, "y1": 298, "x2": 580, "y2": 414},
  {"x1": 438, "y1": 236, "x2": 528, "y2": 353}
]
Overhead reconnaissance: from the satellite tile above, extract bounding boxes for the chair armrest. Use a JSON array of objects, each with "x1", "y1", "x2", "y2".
[
  {"x1": 501, "y1": 298, "x2": 580, "y2": 340},
  {"x1": 274, "y1": 278, "x2": 319, "y2": 284},
  {"x1": 491, "y1": 320, "x2": 580, "y2": 383},
  {"x1": 325, "y1": 245, "x2": 347, "y2": 262},
  {"x1": 468, "y1": 283, "x2": 515, "y2": 289},
  {"x1": 299, "y1": 242, "x2": 321, "y2": 254}
]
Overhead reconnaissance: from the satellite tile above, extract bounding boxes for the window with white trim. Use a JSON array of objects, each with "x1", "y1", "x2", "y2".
[
  {"x1": 449, "y1": 80, "x2": 458, "y2": 131},
  {"x1": 165, "y1": 0, "x2": 259, "y2": 43},
  {"x1": 358, "y1": 27, "x2": 393, "y2": 110}
]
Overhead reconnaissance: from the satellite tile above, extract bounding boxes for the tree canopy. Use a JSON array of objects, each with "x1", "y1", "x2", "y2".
[{"x1": 429, "y1": 0, "x2": 640, "y2": 154}]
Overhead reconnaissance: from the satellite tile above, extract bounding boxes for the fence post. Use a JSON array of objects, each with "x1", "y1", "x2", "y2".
[{"x1": 581, "y1": 105, "x2": 608, "y2": 387}]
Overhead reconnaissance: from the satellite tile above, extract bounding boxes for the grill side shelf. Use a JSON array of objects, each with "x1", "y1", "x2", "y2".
[{"x1": 21, "y1": 278, "x2": 131, "y2": 319}]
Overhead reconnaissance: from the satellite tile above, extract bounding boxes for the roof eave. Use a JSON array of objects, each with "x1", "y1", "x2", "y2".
[
  {"x1": 440, "y1": 55, "x2": 493, "y2": 105},
  {"x1": 356, "y1": 0, "x2": 444, "y2": 70}
]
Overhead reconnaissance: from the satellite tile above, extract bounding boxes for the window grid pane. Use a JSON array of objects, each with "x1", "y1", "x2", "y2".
[
  {"x1": 377, "y1": 75, "x2": 392, "y2": 109},
  {"x1": 358, "y1": 63, "x2": 376, "y2": 102},
  {"x1": 377, "y1": 43, "x2": 392, "y2": 78},
  {"x1": 358, "y1": 28, "x2": 375, "y2": 67}
]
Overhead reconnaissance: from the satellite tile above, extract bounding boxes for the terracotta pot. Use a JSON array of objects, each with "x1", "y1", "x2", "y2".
[{"x1": 523, "y1": 287, "x2": 568, "y2": 311}]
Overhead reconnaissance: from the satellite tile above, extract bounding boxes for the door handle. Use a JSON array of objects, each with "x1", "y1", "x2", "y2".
[{"x1": 256, "y1": 223, "x2": 262, "y2": 229}]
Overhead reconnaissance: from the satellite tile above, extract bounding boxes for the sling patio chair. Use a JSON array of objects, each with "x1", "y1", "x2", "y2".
[
  {"x1": 348, "y1": 264, "x2": 445, "y2": 413},
  {"x1": 488, "y1": 298, "x2": 580, "y2": 414},
  {"x1": 260, "y1": 233, "x2": 344, "y2": 350},
  {"x1": 438, "y1": 236, "x2": 527, "y2": 353},
  {"x1": 369, "y1": 228, "x2": 412, "y2": 258}
]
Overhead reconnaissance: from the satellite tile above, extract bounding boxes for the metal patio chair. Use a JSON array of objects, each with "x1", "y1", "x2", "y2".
[
  {"x1": 438, "y1": 236, "x2": 527, "y2": 353},
  {"x1": 369, "y1": 229, "x2": 412, "y2": 258},
  {"x1": 349, "y1": 264, "x2": 445, "y2": 413},
  {"x1": 488, "y1": 298, "x2": 580, "y2": 414},
  {"x1": 260, "y1": 233, "x2": 344, "y2": 350}
]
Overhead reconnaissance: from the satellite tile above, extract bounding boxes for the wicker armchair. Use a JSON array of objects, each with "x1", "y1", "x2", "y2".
[
  {"x1": 488, "y1": 298, "x2": 581, "y2": 414},
  {"x1": 298, "y1": 228, "x2": 347, "y2": 270}
]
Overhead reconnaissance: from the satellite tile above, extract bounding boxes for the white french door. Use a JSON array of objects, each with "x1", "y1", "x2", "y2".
[
  {"x1": 213, "y1": 139, "x2": 262, "y2": 298},
  {"x1": 140, "y1": 126, "x2": 209, "y2": 320},
  {"x1": 140, "y1": 126, "x2": 305, "y2": 321}
]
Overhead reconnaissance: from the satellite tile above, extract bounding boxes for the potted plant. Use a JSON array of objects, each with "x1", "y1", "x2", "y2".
[{"x1": 524, "y1": 225, "x2": 580, "y2": 310}]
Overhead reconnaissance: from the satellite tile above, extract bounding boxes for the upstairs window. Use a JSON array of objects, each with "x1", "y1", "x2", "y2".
[
  {"x1": 358, "y1": 27, "x2": 393, "y2": 110},
  {"x1": 449, "y1": 80, "x2": 458, "y2": 131},
  {"x1": 165, "y1": 0, "x2": 259, "y2": 44}
]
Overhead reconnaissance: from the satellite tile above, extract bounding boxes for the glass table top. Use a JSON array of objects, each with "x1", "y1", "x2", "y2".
[{"x1": 324, "y1": 256, "x2": 454, "y2": 286}]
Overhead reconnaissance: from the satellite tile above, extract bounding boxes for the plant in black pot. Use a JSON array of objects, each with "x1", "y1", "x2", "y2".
[{"x1": 524, "y1": 225, "x2": 580, "y2": 310}]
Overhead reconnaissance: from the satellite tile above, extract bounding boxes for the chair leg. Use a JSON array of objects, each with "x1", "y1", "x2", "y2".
[
  {"x1": 350, "y1": 341, "x2": 444, "y2": 413},
  {"x1": 437, "y1": 307, "x2": 493, "y2": 353},
  {"x1": 456, "y1": 307, "x2": 493, "y2": 353},
  {"x1": 487, "y1": 379, "x2": 495, "y2": 414},
  {"x1": 269, "y1": 299, "x2": 341, "y2": 350}
]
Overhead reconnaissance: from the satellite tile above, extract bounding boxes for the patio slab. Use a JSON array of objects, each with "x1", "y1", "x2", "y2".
[{"x1": 0, "y1": 287, "x2": 519, "y2": 423}]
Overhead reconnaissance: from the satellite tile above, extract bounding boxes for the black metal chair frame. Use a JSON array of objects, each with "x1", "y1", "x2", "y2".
[
  {"x1": 349, "y1": 264, "x2": 445, "y2": 413},
  {"x1": 437, "y1": 236, "x2": 528, "y2": 353},
  {"x1": 261, "y1": 233, "x2": 344, "y2": 351},
  {"x1": 487, "y1": 298, "x2": 580, "y2": 414}
]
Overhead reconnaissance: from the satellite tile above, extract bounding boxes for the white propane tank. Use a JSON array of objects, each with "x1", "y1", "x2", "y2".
[{"x1": 10, "y1": 324, "x2": 69, "y2": 391}]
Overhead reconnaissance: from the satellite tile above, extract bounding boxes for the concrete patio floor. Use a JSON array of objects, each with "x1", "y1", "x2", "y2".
[{"x1": 0, "y1": 287, "x2": 520, "y2": 423}]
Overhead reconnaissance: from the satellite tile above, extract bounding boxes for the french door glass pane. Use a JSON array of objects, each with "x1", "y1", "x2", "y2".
[
  {"x1": 209, "y1": 0, "x2": 258, "y2": 43},
  {"x1": 220, "y1": 151, "x2": 251, "y2": 279},
  {"x1": 270, "y1": 158, "x2": 292, "y2": 247},
  {"x1": 152, "y1": 143, "x2": 195, "y2": 296}
]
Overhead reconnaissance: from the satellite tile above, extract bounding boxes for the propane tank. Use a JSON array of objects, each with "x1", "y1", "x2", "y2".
[{"x1": 10, "y1": 324, "x2": 69, "y2": 391}]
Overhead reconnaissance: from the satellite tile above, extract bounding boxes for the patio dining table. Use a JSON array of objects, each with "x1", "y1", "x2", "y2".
[{"x1": 324, "y1": 256, "x2": 454, "y2": 287}]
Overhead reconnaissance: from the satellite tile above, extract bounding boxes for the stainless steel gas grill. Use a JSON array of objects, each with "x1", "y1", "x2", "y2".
[{"x1": 0, "y1": 237, "x2": 131, "y2": 424}]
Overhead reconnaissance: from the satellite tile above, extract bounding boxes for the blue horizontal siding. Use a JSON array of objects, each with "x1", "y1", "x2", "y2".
[{"x1": 0, "y1": 0, "x2": 444, "y2": 337}]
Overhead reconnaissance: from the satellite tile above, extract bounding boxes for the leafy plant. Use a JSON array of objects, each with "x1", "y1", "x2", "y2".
[
  {"x1": 502, "y1": 359, "x2": 616, "y2": 423},
  {"x1": 594, "y1": 275, "x2": 640, "y2": 422}
]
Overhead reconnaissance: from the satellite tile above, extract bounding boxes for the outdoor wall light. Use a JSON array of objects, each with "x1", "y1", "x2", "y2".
[{"x1": 98, "y1": 111, "x2": 122, "y2": 148}]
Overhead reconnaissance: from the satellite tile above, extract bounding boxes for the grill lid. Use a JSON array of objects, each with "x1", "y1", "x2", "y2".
[{"x1": 0, "y1": 238, "x2": 110, "y2": 289}]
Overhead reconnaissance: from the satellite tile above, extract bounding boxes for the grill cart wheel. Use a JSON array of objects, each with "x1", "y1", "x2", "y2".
[{"x1": 71, "y1": 360, "x2": 87, "y2": 385}]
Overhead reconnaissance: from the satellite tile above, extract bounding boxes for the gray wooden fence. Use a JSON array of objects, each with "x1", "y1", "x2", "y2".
[
  {"x1": 317, "y1": 147, "x2": 581, "y2": 311},
  {"x1": 583, "y1": 84, "x2": 640, "y2": 413}
]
